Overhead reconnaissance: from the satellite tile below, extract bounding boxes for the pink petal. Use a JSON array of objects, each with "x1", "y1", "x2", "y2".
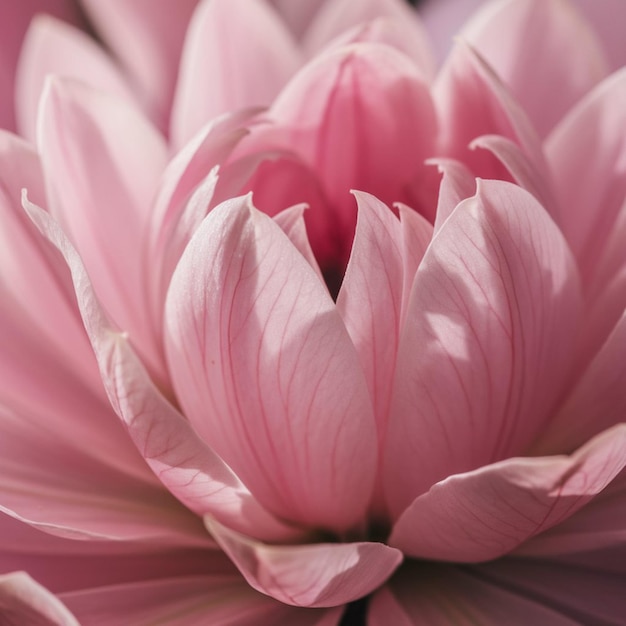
[
  {"x1": 165, "y1": 195, "x2": 377, "y2": 532},
  {"x1": 336, "y1": 192, "x2": 405, "y2": 438},
  {"x1": 24, "y1": 194, "x2": 297, "y2": 544},
  {"x1": 80, "y1": 0, "x2": 199, "y2": 131},
  {"x1": 38, "y1": 77, "x2": 168, "y2": 381},
  {"x1": 369, "y1": 561, "x2": 579, "y2": 625},
  {"x1": 15, "y1": 15, "x2": 132, "y2": 144},
  {"x1": 389, "y1": 424, "x2": 626, "y2": 562},
  {"x1": 0, "y1": 0, "x2": 82, "y2": 132},
  {"x1": 471, "y1": 558, "x2": 626, "y2": 625},
  {"x1": 206, "y1": 518, "x2": 402, "y2": 608},
  {"x1": 545, "y1": 68, "x2": 626, "y2": 284},
  {"x1": 535, "y1": 311, "x2": 626, "y2": 454},
  {"x1": 0, "y1": 572, "x2": 79, "y2": 626},
  {"x1": 268, "y1": 0, "x2": 327, "y2": 40},
  {"x1": 384, "y1": 180, "x2": 582, "y2": 516},
  {"x1": 166, "y1": 198, "x2": 376, "y2": 529},
  {"x1": 462, "y1": 0, "x2": 608, "y2": 139},
  {"x1": 434, "y1": 42, "x2": 545, "y2": 181},
  {"x1": 428, "y1": 158, "x2": 476, "y2": 231},
  {"x1": 243, "y1": 42, "x2": 437, "y2": 242},
  {"x1": 324, "y1": 16, "x2": 436, "y2": 81},
  {"x1": 170, "y1": 0, "x2": 301, "y2": 151},
  {"x1": 303, "y1": 0, "x2": 422, "y2": 56}
]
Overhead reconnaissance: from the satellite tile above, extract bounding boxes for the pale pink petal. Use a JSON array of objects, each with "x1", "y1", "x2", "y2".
[
  {"x1": 434, "y1": 42, "x2": 545, "y2": 181},
  {"x1": 171, "y1": 0, "x2": 301, "y2": 151},
  {"x1": 389, "y1": 424, "x2": 626, "y2": 562},
  {"x1": 470, "y1": 134, "x2": 559, "y2": 223},
  {"x1": 384, "y1": 180, "x2": 582, "y2": 516},
  {"x1": 369, "y1": 562, "x2": 578, "y2": 625},
  {"x1": 303, "y1": 0, "x2": 422, "y2": 56},
  {"x1": 62, "y1": 575, "x2": 343, "y2": 625},
  {"x1": 15, "y1": 15, "x2": 132, "y2": 144},
  {"x1": 337, "y1": 192, "x2": 404, "y2": 438},
  {"x1": 428, "y1": 158, "x2": 475, "y2": 231},
  {"x1": 165, "y1": 196, "x2": 377, "y2": 532},
  {"x1": 0, "y1": 0, "x2": 82, "y2": 132},
  {"x1": 38, "y1": 77, "x2": 168, "y2": 381},
  {"x1": 471, "y1": 558, "x2": 626, "y2": 625},
  {"x1": 0, "y1": 403, "x2": 209, "y2": 548},
  {"x1": 462, "y1": 0, "x2": 608, "y2": 138},
  {"x1": 272, "y1": 204, "x2": 323, "y2": 280},
  {"x1": 24, "y1": 193, "x2": 298, "y2": 544},
  {"x1": 206, "y1": 518, "x2": 402, "y2": 608},
  {"x1": 518, "y1": 467, "x2": 626, "y2": 557},
  {"x1": 80, "y1": 0, "x2": 199, "y2": 131},
  {"x1": 545, "y1": 68, "x2": 626, "y2": 284},
  {"x1": 535, "y1": 311, "x2": 626, "y2": 454},
  {"x1": 241, "y1": 42, "x2": 437, "y2": 245},
  {"x1": 0, "y1": 572, "x2": 79, "y2": 626},
  {"x1": 268, "y1": 0, "x2": 328, "y2": 40},
  {"x1": 325, "y1": 16, "x2": 436, "y2": 81}
]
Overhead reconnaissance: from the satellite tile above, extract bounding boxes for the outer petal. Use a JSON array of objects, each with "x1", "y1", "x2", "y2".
[
  {"x1": 389, "y1": 425, "x2": 626, "y2": 562},
  {"x1": 384, "y1": 181, "x2": 582, "y2": 515},
  {"x1": 165, "y1": 196, "x2": 377, "y2": 532},
  {"x1": 434, "y1": 42, "x2": 545, "y2": 182},
  {"x1": 170, "y1": 0, "x2": 301, "y2": 151},
  {"x1": 0, "y1": 572, "x2": 79, "y2": 626},
  {"x1": 15, "y1": 15, "x2": 132, "y2": 144},
  {"x1": 206, "y1": 518, "x2": 402, "y2": 608},
  {"x1": 471, "y1": 558, "x2": 626, "y2": 625},
  {"x1": 38, "y1": 77, "x2": 168, "y2": 380},
  {"x1": 24, "y1": 194, "x2": 298, "y2": 544},
  {"x1": 462, "y1": 0, "x2": 608, "y2": 138},
  {"x1": 369, "y1": 562, "x2": 579, "y2": 625},
  {"x1": 80, "y1": 0, "x2": 199, "y2": 131},
  {"x1": 545, "y1": 68, "x2": 626, "y2": 283},
  {"x1": 429, "y1": 158, "x2": 475, "y2": 231}
]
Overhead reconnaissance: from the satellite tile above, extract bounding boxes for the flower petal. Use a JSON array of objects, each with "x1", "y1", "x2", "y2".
[
  {"x1": 434, "y1": 42, "x2": 545, "y2": 181},
  {"x1": 0, "y1": 572, "x2": 79, "y2": 626},
  {"x1": 369, "y1": 562, "x2": 579, "y2": 626},
  {"x1": 165, "y1": 195, "x2": 377, "y2": 532},
  {"x1": 15, "y1": 15, "x2": 132, "y2": 144},
  {"x1": 80, "y1": 0, "x2": 198, "y2": 131},
  {"x1": 24, "y1": 194, "x2": 297, "y2": 544},
  {"x1": 38, "y1": 77, "x2": 167, "y2": 380},
  {"x1": 206, "y1": 518, "x2": 402, "y2": 608},
  {"x1": 384, "y1": 180, "x2": 582, "y2": 516},
  {"x1": 545, "y1": 68, "x2": 626, "y2": 283},
  {"x1": 462, "y1": 0, "x2": 608, "y2": 138},
  {"x1": 429, "y1": 158, "x2": 475, "y2": 231},
  {"x1": 170, "y1": 0, "x2": 301, "y2": 150},
  {"x1": 389, "y1": 424, "x2": 626, "y2": 562}
]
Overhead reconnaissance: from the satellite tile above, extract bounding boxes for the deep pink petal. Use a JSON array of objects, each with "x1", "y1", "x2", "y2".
[
  {"x1": 24, "y1": 194, "x2": 297, "y2": 544},
  {"x1": 384, "y1": 180, "x2": 582, "y2": 516},
  {"x1": 0, "y1": 572, "x2": 79, "y2": 626},
  {"x1": 165, "y1": 196, "x2": 377, "y2": 532},
  {"x1": 206, "y1": 518, "x2": 402, "y2": 608},
  {"x1": 15, "y1": 15, "x2": 132, "y2": 144},
  {"x1": 471, "y1": 558, "x2": 626, "y2": 625},
  {"x1": 389, "y1": 425, "x2": 626, "y2": 562},
  {"x1": 80, "y1": 0, "x2": 199, "y2": 131},
  {"x1": 434, "y1": 42, "x2": 545, "y2": 181},
  {"x1": 462, "y1": 0, "x2": 608, "y2": 138},
  {"x1": 369, "y1": 562, "x2": 578, "y2": 626},
  {"x1": 545, "y1": 68, "x2": 626, "y2": 284},
  {"x1": 38, "y1": 77, "x2": 168, "y2": 381},
  {"x1": 240, "y1": 42, "x2": 437, "y2": 244},
  {"x1": 170, "y1": 0, "x2": 301, "y2": 151}
]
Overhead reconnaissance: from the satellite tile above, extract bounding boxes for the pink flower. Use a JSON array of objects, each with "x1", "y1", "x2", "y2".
[{"x1": 1, "y1": 0, "x2": 626, "y2": 623}]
